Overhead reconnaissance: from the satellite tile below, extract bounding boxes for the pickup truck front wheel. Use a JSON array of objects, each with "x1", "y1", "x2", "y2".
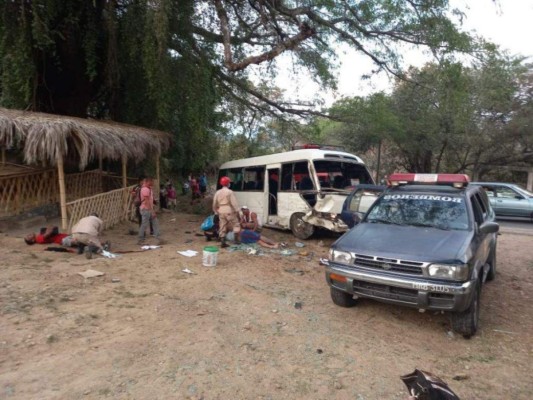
[
  {"x1": 330, "y1": 287, "x2": 357, "y2": 307},
  {"x1": 451, "y1": 280, "x2": 480, "y2": 339}
]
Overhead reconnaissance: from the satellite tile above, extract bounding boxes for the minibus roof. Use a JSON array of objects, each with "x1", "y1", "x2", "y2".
[{"x1": 219, "y1": 149, "x2": 364, "y2": 169}]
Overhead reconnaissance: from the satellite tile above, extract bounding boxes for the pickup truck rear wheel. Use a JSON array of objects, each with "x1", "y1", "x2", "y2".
[
  {"x1": 330, "y1": 287, "x2": 357, "y2": 307},
  {"x1": 451, "y1": 280, "x2": 480, "y2": 339},
  {"x1": 486, "y1": 245, "x2": 497, "y2": 282},
  {"x1": 290, "y1": 212, "x2": 315, "y2": 240}
]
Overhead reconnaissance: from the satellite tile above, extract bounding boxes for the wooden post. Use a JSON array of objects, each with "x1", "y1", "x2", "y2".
[
  {"x1": 98, "y1": 153, "x2": 103, "y2": 192},
  {"x1": 122, "y1": 154, "x2": 127, "y2": 188},
  {"x1": 155, "y1": 154, "x2": 160, "y2": 211},
  {"x1": 527, "y1": 170, "x2": 533, "y2": 192},
  {"x1": 57, "y1": 156, "x2": 68, "y2": 230}
]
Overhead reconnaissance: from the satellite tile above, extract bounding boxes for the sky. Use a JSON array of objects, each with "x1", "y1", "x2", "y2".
[{"x1": 274, "y1": 0, "x2": 533, "y2": 107}]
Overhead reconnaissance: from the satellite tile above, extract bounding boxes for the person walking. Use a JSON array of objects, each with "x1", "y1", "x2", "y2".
[
  {"x1": 137, "y1": 177, "x2": 163, "y2": 245},
  {"x1": 212, "y1": 176, "x2": 240, "y2": 248}
]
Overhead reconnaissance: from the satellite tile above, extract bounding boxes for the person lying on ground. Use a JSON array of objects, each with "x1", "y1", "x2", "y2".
[
  {"x1": 25, "y1": 226, "x2": 69, "y2": 246},
  {"x1": 227, "y1": 230, "x2": 285, "y2": 249}
]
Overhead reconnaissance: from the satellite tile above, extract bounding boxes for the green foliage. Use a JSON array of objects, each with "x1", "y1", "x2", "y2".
[{"x1": 328, "y1": 54, "x2": 531, "y2": 176}]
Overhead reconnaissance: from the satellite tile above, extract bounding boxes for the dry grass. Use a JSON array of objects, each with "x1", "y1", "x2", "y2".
[{"x1": 0, "y1": 107, "x2": 171, "y2": 169}]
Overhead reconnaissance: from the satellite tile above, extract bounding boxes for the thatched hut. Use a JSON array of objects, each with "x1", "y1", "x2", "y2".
[{"x1": 0, "y1": 108, "x2": 171, "y2": 230}]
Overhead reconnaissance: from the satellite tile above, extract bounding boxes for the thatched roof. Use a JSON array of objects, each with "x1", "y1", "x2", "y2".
[{"x1": 0, "y1": 108, "x2": 171, "y2": 169}]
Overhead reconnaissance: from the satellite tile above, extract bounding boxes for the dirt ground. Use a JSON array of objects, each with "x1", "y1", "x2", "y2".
[{"x1": 0, "y1": 211, "x2": 532, "y2": 400}]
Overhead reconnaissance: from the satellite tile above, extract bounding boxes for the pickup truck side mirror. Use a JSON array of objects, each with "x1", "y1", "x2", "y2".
[{"x1": 479, "y1": 221, "x2": 499, "y2": 234}]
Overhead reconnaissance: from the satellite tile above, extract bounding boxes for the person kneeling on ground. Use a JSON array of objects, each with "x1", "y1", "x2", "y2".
[{"x1": 71, "y1": 213, "x2": 110, "y2": 259}]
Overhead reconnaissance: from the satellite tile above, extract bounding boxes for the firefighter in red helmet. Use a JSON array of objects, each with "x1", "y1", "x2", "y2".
[{"x1": 213, "y1": 176, "x2": 241, "y2": 247}]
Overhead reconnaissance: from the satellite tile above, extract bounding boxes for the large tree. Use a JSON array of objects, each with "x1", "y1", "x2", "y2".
[{"x1": 0, "y1": 0, "x2": 476, "y2": 170}]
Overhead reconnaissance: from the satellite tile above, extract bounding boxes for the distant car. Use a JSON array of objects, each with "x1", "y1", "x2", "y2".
[
  {"x1": 340, "y1": 185, "x2": 386, "y2": 228},
  {"x1": 471, "y1": 182, "x2": 533, "y2": 221},
  {"x1": 325, "y1": 173, "x2": 499, "y2": 338}
]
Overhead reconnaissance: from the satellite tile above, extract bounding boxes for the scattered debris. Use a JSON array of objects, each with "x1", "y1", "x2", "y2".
[
  {"x1": 141, "y1": 245, "x2": 161, "y2": 250},
  {"x1": 111, "y1": 278, "x2": 121, "y2": 283},
  {"x1": 316, "y1": 348, "x2": 323, "y2": 354},
  {"x1": 101, "y1": 250, "x2": 119, "y2": 259},
  {"x1": 247, "y1": 248, "x2": 258, "y2": 255},
  {"x1": 185, "y1": 230, "x2": 192, "y2": 234},
  {"x1": 178, "y1": 250, "x2": 198, "y2": 257},
  {"x1": 446, "y1": 331, "x2": 455, "y2": 339},
  {"x1": 284, "y1": 268, "x2": 305, "y2": 276},
  {"x1": 280, "y1": 249, "x2": 295, "y2": 256},
  {"x1": 294, "y1": 302, "x2": 303, "y2": 309},
  {"x1": 493, "y1": 329, "x2": 517, "y2": 335},
  {"x1": 318, "y1": 240, "x2": 325, "y2": 247},
  {"x1": 295, "y1": 242, "x2": 305, "y2": 248},
  {"x1": 452, "y1": 374, "x2": 470, "y2": 381},
  {"x1": 271, "y1": 309, "x2": 278, "y2": 313},
  {"x1": 319, "y1": 258, "x2": 329, "y2": 266},
  {"x1": 169, "y1": 218, "x2": 176, "y2": 222},
  {"x1": 78, "y1": 269, "x2": 105, "y2": 279},
  {"x1": 182, "y1": 268, "x2": 194, "y2": 274},
  {"x1": 185, "y1": 239, "x2": 193, "y2": 244}
]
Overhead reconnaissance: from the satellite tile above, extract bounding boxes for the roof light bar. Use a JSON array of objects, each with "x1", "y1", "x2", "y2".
[{"x1": 388, "y1": 173, "x2": 470, "y2": 188}]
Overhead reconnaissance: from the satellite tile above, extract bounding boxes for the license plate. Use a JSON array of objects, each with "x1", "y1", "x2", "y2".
[{"x1": 413, "y1": 282, "x2": 450, "y2": 293}]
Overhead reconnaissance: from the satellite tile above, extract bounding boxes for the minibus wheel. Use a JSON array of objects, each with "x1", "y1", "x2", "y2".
[{"x1": 290, "y1": 212, "x2": 315, "y2": 240}]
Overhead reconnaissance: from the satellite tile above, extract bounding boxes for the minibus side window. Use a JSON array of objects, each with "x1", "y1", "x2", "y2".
[
  {"x1": 280, "y1": 164, "x2": 293, "y2": 191},
  {"x1": 243, "y1": 166, "x2": 265, "y2": 191},
  {"x1": 228, "y1": 168, "x2": 244, "y2": 191}
]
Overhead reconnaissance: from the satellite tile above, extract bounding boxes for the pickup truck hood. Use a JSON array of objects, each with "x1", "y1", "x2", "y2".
[{"x1": 335, "y1": 223, "x2": 472, "y2": 263}]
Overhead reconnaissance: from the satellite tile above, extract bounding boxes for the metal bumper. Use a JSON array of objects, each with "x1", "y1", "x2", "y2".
[
  {"x1": 326, "y1": 263, "x2": 476, "y2": 312},
  {"x1": 303, "y1": 212, "x2": 348, "y2": 233}
]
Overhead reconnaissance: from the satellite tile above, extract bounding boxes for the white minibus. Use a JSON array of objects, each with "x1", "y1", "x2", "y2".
[{"x1": 217, "y1": 147, "x2": 374, "y2": 239}]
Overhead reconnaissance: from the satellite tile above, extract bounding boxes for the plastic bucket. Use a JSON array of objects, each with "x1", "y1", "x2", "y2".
[{"x1": 202, "y1": 246, "x2": 219, "y2": 267}]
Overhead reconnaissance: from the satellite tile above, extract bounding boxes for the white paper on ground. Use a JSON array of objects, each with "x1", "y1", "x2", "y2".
[
  {"x1": 141, "y1": 245, "x2": 161, "y2": 250},
  {"x1": 101, "y1": 250, "x2": 119, "y2": 258},
  {"x1": 182, "y1": 268, "x2": 194, "y2": 274},
  {"x1": 177, "y1": 250, "x2": 198, "y2": 257}
]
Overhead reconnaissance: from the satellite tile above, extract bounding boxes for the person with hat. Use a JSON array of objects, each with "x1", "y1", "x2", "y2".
[
  {"x1": 239, "y1": 206, "x2": 261, "y2": 232},
  {"x1": 213, "y1": 176, "x2": 240, "y2": 248}
]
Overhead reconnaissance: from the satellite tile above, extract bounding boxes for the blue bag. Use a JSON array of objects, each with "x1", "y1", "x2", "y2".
[{"x1": 201, "y1": 215, "x2": 215, "y2": 231}]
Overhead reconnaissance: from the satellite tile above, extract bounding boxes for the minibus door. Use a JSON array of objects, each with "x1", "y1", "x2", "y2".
[{"x1": 266, "y1": 166, "x2": 280, "y2": 218}]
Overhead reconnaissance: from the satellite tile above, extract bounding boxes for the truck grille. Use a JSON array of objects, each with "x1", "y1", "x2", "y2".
[{"x1": 352, "y1": 253, "x2": 424, "y2": 275}]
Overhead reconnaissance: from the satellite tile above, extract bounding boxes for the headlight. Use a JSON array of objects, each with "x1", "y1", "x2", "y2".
[
  {"x1": 328, "y1": 249, "x2": 354, "y2": 264},
  {"x1": 428, "y1": 264, "x2": 469, "y2": 280}
]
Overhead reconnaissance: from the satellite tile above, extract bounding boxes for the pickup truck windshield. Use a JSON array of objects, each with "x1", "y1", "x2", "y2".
[{"x1": 366, "y1": 193, "x2": 469, "y2": 230}]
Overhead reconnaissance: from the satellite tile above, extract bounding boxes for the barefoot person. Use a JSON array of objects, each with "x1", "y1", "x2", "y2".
[{"x1": 239, "y1": 206, "x2": 261, "y2": 232}]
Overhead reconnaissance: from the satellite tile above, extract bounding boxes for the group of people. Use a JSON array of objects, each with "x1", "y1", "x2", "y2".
[
  {"x1": 24, "y1": 174, "x2": 278, "y2": 258},
  {"x1": 212, "y1": 176, "x2": 283, "y2": 249},
  {"x1": 25, "y1": 213, "x2": 109, "y2": 259},
  {"x1": 188, "y1": 173, "x2": 208, "y2": 204}
]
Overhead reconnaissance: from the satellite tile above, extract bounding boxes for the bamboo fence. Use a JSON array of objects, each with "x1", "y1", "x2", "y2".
[
  {"x1": 66, "y1": 185, "x2": 136, "y2": 232},
  {"x1": 0, "y1": 168, "x2": 135, "y2": 218},
  {"x1": 0, "y1": 169, "x2": 58, "y2": 216}
]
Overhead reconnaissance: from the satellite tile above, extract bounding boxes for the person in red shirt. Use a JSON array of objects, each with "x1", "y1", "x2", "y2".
[{"x1": 25, "y1": 226, "x2": 68, "y2": 245}]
